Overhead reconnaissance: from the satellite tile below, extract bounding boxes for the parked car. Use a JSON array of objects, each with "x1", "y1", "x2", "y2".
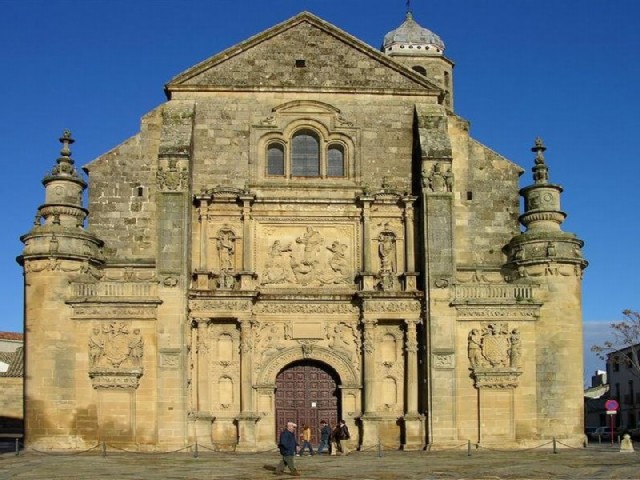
[
  {"x1": 585, "y1": 426, "x2": 599, "y2": 438},
  {"x1": 588, "y1": 426, "x2": 629, "y2": 442}
]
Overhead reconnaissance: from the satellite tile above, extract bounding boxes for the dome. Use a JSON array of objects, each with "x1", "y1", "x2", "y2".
[{"x1": 382, "y1": 12, "x2": 445, "y2": 55}]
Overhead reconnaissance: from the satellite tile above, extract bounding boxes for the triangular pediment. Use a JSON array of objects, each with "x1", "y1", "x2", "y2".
[{"x1": 166, "y1": 12, "x2": 440, "y2": 95}]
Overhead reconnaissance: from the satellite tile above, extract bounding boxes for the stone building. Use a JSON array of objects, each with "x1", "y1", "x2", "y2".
[{"x1": 18, "y1": 11, "x2": 587, "y2": 451}]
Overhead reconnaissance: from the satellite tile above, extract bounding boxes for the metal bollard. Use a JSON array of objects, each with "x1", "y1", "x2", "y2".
[
  {"x1": 193, "y1": 442, "x2": 199, "y2": 458},
  {"x1": 102, "y1": 441, "x2": 107, "y2": 457},
  {"x1": 553, "y1": 437, "x2": 557, "y2": 454},
  {"x1": 377, "y1": 440, "x2": 382, "y2": 458},
  {"x1": 15, "y1": 437, "x2": 19, "y2": 456},
  {"x1": 467, "y1": 440, "x2": 471, "y2": 457}
]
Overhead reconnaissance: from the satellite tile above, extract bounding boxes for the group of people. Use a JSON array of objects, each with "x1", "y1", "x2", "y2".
[{"x1": 275, "y1": 419, "x2": 351, "y2": 476}]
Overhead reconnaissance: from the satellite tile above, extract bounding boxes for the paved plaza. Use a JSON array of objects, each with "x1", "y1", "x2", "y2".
[{"x1": 2, "y1": 443, "x2": 640, "y2": 479}]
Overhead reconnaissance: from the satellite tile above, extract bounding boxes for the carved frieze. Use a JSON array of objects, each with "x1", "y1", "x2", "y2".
[
  {"x1": 363, "y1": 300, "x2": 421, "y2": 313},
  {"x1": 190, "y1": 299, "x2": 253, "y2": 313},
  {"x1": 24, "y1": 258, "x2": 102, "y2": 279},
  {"x1": 253, "y1": 303, "x2": 358, "y2": 314},
  {"x1": 89, "y1": 370, "x2": 143, "y2": 389},
  {"x1": 472, "y1": 368, "x2": 522, "y2": 389},
  {"x1": 72, "y1": 306, "x2": 157, "y2": 320},
  {"x1": 456, "y1": 307, "x2": 538, "y2": 320}
]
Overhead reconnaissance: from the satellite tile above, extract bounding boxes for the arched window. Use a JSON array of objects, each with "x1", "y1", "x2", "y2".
[
  {"x1": 291, "y1": 130, "x2": 320, "y2": 177},
  {"x1": 444, "y1": 71, "x2": 450, "y2": 87},
  {"x1": 412, "y1": 65, "x2": 427, "y2": 76},
  {"x1": 327, "y1": 144, "x2": 345, "y2": 177},
  {"x1": 267, "y1": 143, "x2": 285, "y2": 176}
]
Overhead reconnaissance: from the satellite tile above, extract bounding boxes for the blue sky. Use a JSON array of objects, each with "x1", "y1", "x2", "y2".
[{"x1": 1, "y1": 0, "x2": 638, "y2": 383}]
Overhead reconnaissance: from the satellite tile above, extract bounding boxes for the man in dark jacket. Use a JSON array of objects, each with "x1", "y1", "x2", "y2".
[
  {"x1": 317, "y1": 420, "x2": 331, "y2": 454},
  {"x1": 275, "y1": 422, "x2": 300, "y2": 476}
]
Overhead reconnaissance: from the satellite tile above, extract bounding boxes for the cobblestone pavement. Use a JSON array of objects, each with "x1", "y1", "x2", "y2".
[{"x1": 2, "y1": 444, "x2": 640, "y2": 479}]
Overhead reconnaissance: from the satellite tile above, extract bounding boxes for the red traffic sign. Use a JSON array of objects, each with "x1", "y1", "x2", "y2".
[{"x1": 605, "y1": 399, "x2": 619, "y2": 411}]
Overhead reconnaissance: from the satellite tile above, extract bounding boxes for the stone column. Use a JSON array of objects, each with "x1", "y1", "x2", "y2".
[
  {"x1": 238, "y1": 193, "x2": 256, "y2": 289},
  {"x1": 236, "y1": 317, "x2": 260, "y2": 451},
  {"x1": 189, "y1": 319, "x2": 199, "y2": 410},
  {"x1": 362, "y1": 318, "x2": 378, "y2": 413},
  {"x1": 405, "y1": 319, "x2": 419, "y2": 415},
  {"x1": 238, "y1": 318, "x2": 253, "y2": 414},
  {"x1": 402, "y1": 196, "x2": 418, "y2": 291},
  {"x1": 197, "y1": 319, "x2": 210, "y2": 411},
  {"x1": 193, "y1": 198, "x2": 211, "y2": 289},
  {"x1": 360, "y1": 196, "x2": 376, "y2": 290},
  {"x1": 403, "y1": 318, "x2": 425, "y2": 450},
  {"x1": 360, "y1": 317, "x2": 380, "y2": 447},
  {"x1": 199, "y1": 200, "x2": 209, "y2": 271}
]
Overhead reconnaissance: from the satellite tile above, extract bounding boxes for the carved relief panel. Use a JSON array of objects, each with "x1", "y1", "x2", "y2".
[
  {"x1": 88, "y1": 321, "x2": 145, "y2": 389},
  {"x1": 256, "y1": 222, "x2": 359, "y2": 287},
  {"x1": 208, "y1": 323, "x2": 241, "y2": 412},
  {"x1": 467, "y1": 322, "x2": 523, "y2": 389},
  {"x1": 376, "y1": 323, "x2": 405, "y2": 412}
]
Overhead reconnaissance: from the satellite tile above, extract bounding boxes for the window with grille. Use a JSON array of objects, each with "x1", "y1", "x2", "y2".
[
  {"x1": 327, "y1": 144, "x2": 345, "y2": 177},
  {"x1": 267, "y1": 144, "x2": 285, "y2": 176},
  {"x1": 292, "y1": 130, "x2": 320, "y2": 177}
]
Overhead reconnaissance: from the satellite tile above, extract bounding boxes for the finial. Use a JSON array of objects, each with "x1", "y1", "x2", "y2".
[
  {"x1": 47, "y1": 129, "x2": 82, "y2": 179},
  {"x1": 406, "y1": 0, "x2": 413, "y2": 18},
  {"x1": 531, "y1": 137, "x2": 546, "y2": 165},
  {"x1": 60, "y1": 129, "x2": 75, "y2": 159},
  {"x1": 531, "y1": 137, "x2": 549, "y2": 184}
]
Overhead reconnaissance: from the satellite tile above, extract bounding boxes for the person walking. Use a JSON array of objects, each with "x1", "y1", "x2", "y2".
[
  {"x1": 334, "y1": 419, "x2": 350, "y2": 455},
  {"x1": 275, "y1": 422, "x2": 300, "y2": 476},
  {"x1": 316, "y1": 420, "x2": 331, "y2": 455},
  {"x1": 299, "y1": 424, "x2": 314, "y2": 456}
]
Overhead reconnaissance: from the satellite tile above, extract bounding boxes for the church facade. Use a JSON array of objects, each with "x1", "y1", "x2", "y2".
[{"x1": 18, "y1": 12, "x2": 588, "y2": 451}]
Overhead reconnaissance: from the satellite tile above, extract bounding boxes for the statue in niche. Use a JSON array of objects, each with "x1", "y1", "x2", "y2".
[
  {"x1": 509, "y1": 328, "x2": 521, "y2": 368},
  {"x1": 427, "y1": 163, "x2": 447, "y2": 192},
  {"x1": 216, "y1": 227, "x2": 236, "y2": 271},
  {"x1": 262, "y1": 240, "x2": 295, "y2": 284},
  {"x1": 326, "y1": 240, "x2": 351, "y2": 284},
  {"x1": 128, "y1": 329, "x2": 144, "y2": 367},
  {"x1": 89, "y1": 327, "x2": 104, "y2": 367},
  {"x1": 467, "y1": 329, "x2": 484, "y2": 368},
  {"x1": 291, "y1": 227, "x2": 324, "y2": 285},
  {"x1": 443, "y1": 166, "x2": 454, "y2": 192},
  {"x1": 377, "y1": 225, "x2": 397, "y2": 290},
  {"x1": 378, "y1": 227, "x2": 396, "y2": 273}
]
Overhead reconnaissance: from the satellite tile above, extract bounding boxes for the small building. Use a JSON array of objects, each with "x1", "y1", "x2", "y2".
[
  {"x1": 584, "y1": 370, "x2": 609, "y2": 428},
  {"x1": 605, "y1": 346, "x2": 640, "y2": 430},
  {"x1": 0, "y1": 332, "x2": 24, "y2": 434}
]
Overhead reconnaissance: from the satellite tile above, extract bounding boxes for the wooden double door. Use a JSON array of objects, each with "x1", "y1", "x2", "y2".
[{"x1": 275, "y1": 360, "x2": 339, "y2": 443}]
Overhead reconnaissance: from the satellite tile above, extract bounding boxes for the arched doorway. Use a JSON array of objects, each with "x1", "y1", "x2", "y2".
[{"x1": 275, "y1": 360, "x2": 340, "y2": 443}]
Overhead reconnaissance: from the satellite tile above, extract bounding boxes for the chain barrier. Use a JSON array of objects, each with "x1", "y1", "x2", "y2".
[
  {"x1": 474, "y1": 440, "x2": 554, "y2": 453},
  {"x1": 29, "y1": 443, "x2": 101, "y2": 456},
  {"x1": 18, "y1": 438, "x2": 620, "y2": 459}
]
